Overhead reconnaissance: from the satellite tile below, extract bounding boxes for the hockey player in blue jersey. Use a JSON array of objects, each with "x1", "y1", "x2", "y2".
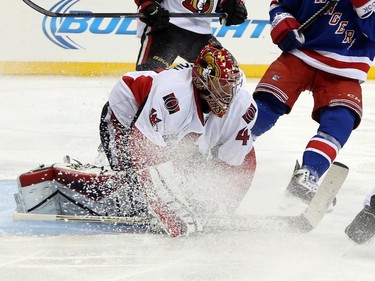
[{"x1": 251, "y1": 0, "x2": 375, "y2": 204}]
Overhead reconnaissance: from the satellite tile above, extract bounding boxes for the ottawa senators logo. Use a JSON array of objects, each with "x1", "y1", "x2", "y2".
[
  {"x1": 196, "y1": 50, "x2": 224, "y2": 82},
  {"x1": 242, "y1": 103, "x2": 257, "y2": 124},
  {"x1": 182, "y1": 0, "x2": 214, "y2": 13},
  {"x1": 163, "y1": 93, "x2": 180, "y2": 114},
  {"x1": 149, "y1": 108, "x2": 162, "y2": 127}
]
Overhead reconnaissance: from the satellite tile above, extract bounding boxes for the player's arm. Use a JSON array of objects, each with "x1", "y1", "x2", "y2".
[
  {"x1": 126, "y1": 115, "x2": 194, "y2": 238},
  {"x1": 269, "y1": 0, "x2": 305, "y2": 51},
  {"x1": 217, "y1": 0, "x2": 248, "y2": 26},
  {"x1": 128, "y1": 131, "x2": 204, "y2": 238},
  {"x1": 134, "y1": 0, "x2": 170, "y2": 27},
  {"x1": 127, "y1": 86, "x2": 205, "y2": 237},
  {"x1": 351, "y1": 0, "x2": 375, "y2": 19},
  {"x1": 197, "y1": 88, "x2": 258, "y2": 194},
  {"x1": 350, "y1": 0, "x2": 375, "y2": 40},
  {"x1": 128, "y1": 126, "x2": 168, "y2": 171},
  {"x1": 202, "y1": 85, "x2": 257, "y2": 165}
]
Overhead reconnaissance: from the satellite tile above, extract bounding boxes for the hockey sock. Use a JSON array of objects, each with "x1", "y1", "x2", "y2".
[
  {"x1": 251, "y1": 93, "x2": 288, "y2": 139},
  {"x1": 302, "y1": 107, "x2": 356, "y2": 180},
  {"x1": 318, "y1": 106, "x2": 356, "y2": 146}
]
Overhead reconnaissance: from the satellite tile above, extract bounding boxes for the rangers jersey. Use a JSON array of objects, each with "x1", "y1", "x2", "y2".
[{"x1": 270, "y1": 0, "x2": 375, "y2": 81}]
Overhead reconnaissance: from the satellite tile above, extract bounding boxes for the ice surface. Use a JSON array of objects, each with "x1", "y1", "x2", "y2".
[{"x1": 0, "y1": 75, "x2": 374, "y2": 281}]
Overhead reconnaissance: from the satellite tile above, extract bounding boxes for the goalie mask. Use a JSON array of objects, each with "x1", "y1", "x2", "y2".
[{"x1": 192, "y1": 43, "x2": 242, "y2": 117}]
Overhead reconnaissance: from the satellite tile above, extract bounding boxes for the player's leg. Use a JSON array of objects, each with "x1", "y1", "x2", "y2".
[
  {"x1": 15, "y1": 166, "x2": 61, "y2": 214},
  {"x1": 135, "y1": 24, "x2": 179, "y2": 71},
  {"x1": 286, "y1": 72, "x2": 362, "y2": 203},
  {"x1": 286, "y1": 107, "x2": 356, "y2": 203},
  {"x1": 251, "y1": 93, "x2": 288, "y2": 139},
  {"x1": 99, "y1": 102, "x2": 132, "y2": 171},
  {"x1": 251, "y1": 53, "x2": 312, "y2": 140},
  {"x1": 180, "y1": 31, "x2": 222, "y2": 63},
  {"x1": 15, "y1": 163, "x2": 145, "y2": 217}
]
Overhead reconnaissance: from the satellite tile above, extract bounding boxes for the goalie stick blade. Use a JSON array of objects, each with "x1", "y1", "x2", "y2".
[
  {"x1": 204, "y1": 215, "x2": 310, "y2": 233},
  {"x1": 13, "y1": 212, "x2": 153, "y2": 225},
  {"x1": 22, "y1": 0, "x2": 225, "y2": 18},
  {"x1": 203, "y1": 214, "x2": 323, "y2": 234},
  {"x1": 12, "y1": 211, "x2": 310, "y2": 234}
]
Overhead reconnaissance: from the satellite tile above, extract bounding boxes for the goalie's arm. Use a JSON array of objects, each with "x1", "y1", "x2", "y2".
[{"x1": 198, "y1": 85, "x2": 257, "y2": 166}]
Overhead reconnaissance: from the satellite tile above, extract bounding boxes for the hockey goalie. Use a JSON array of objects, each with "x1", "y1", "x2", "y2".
[{"x1": 14, "y1": 44, "x2": 258, "y2": 237}]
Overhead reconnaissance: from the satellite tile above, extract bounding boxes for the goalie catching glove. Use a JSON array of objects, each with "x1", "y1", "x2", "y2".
[{"x1": 136, "y1": 0, "x2": 170, "y2": 28}]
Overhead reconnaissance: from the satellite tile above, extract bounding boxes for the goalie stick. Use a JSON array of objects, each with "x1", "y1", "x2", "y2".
[
  {"x1": 13, "y1": 162, "x2": 348, "y2": 235},
  {"x1": 22, "y1": 0, "x2": 225, "y2": 18}
]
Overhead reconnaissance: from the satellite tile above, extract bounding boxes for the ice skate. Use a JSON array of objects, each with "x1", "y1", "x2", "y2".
[
  {"x1": 345, "y1": 199, "x2": 375, "y2": 245},
  {"x1": 285, "y1": 161, "x2": 319, "y2": 204}
]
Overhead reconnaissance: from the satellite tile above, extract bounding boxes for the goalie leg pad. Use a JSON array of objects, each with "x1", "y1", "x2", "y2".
[
  {"x1": 15, "y1": 163, "x2": 149, "y2": 218},
  {"x1": 16, "y1": 166, "x2": 62, "y2": 214},
  {"x1": 141, "y1": 162, "x2": 203, "y2": 237}
]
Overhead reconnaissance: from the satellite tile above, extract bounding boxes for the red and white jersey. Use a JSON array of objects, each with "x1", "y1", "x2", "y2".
[
  {"x1": 161, "y1": 0, "x2": 222, "y2": 34},
  {"x1": 135, "y1": 0, "x2": 222, "y2": 35},
  {"x1": 108, "y1": 64, "x2": 257, "y2": 166},
  {"x1": 197, "y1": 86, "x2": 257, "y2": 166}
]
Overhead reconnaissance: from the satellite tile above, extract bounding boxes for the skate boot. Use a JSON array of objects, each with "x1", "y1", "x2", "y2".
[
  {"x1": 345, "y1": 196, "x2": 375, "y2": 245},
  {"x1": 285, "y1": 161, "x2": 319, "y2": 204}
]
